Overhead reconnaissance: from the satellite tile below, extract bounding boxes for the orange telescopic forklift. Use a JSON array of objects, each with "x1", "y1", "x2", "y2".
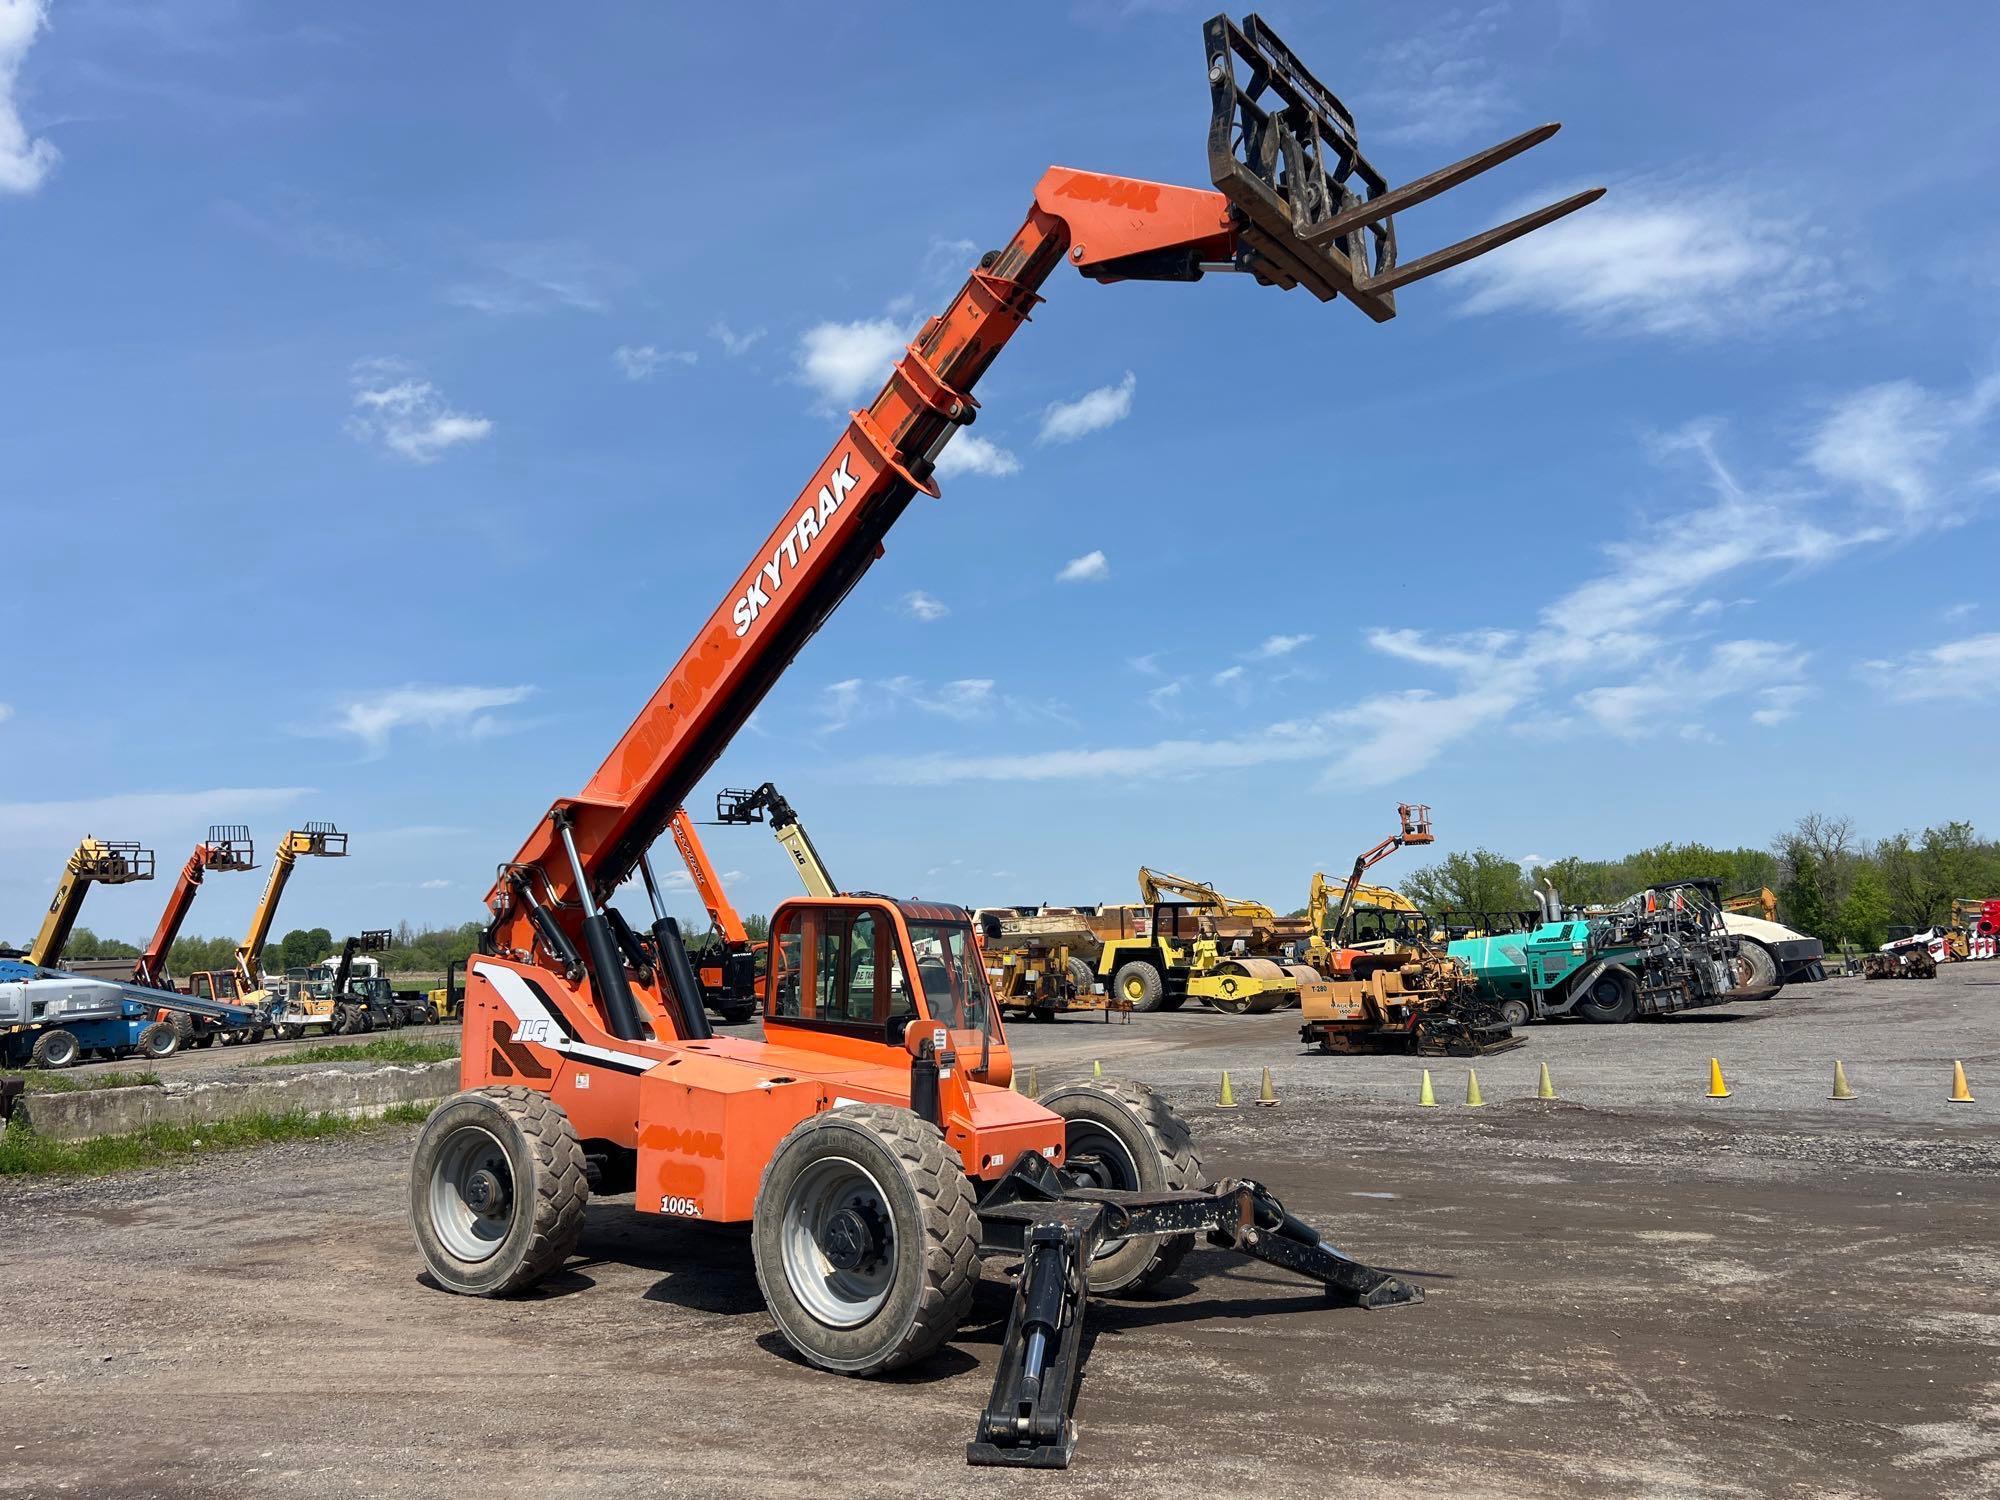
[
  {"x1": 666, "y1": 807, "x2": 760, "y2": 1024},
  {"x1": 133, "y1": 826, "x2": 256, "y2": 1046},
  {"x1": 409, "y1": 13, "x2": 1599, "y2": 1467}
]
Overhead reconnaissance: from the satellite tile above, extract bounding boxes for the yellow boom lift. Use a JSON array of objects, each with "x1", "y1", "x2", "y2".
[{"x1": 27, "y1": 837, "x2": 155, "y2": 968}]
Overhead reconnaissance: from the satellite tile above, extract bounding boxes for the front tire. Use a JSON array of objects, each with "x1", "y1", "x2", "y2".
[
  {"x1": 752, "y1": 1105, "x2": 978, "y2": 1376},
  {"x1": 1111, "y1": 960, "x2": 1165, "y2": 1013},
  {"x1": 30, "y1": 1028, "x2": 80, "y2": 1069},
  {"x1": 1038, "y1": 1080, "x2": 1203, "y2": 1294},
  {"x1": 410, "y1": 1087, "x2": 588, "y2": 1297},
  {"x1": 136, "y1": 1021, "x2": 179, "y2": 1060},
  {"x1": 1498, "y1": 997, "x2": 1532, "y2": 1029}
]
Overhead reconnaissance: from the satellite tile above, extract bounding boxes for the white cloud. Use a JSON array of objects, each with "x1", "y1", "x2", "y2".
[
  {"x1": 1145, "y1": 680, "x2": 1184, "y2": 716},
  {"x1": 1363, "y1": 4, "x2": 1513, "y2": 147},
  {"x1": 1750, "y1": 684, "x2": 1811, "y2": 727},
  {"x1": 795, "y1": 316, "x2": 908, "y2": 405},
  {"x1": 446, "y1": 241, "x2": 614, "y2": 316},
  {"x1": 1038, "y1": 372, "x2": 1135, "y2": 444},
  {"x1": 1941, "y1": 602, "x2": 1978, "y2": 623},
  {"x1": 1454, "y1": 179, "x2": 1846, "y2": 339},
  {"x1": 934, "y1": 432, "x2": 1020, "y2": 478},
  {"x1": 0, "y1": 702, "x2": 11, "y2": 724},
  {"x1": 709, "y1": 321, "x2": 766, "y2": 357},
  {"x1": 347, "y1": 361, "x2": 493, "y2": 463},
  {"x1": 419, "y1": 878, "x2": 452, "y2": 890},
  {"x1": 612, "y1": 344, "x2": 695, "y2": 381},
  {"x1": 901, "y1": 590, "x2": 949, "y2": 623},
  {"x1": 0, "y1": 0, "x2": 57, "y2": 195},
  {"x1": 1575, "y1": 639, "x2": 1807, "y2": 739},
  {"x1": 313, "y1": 684, "x2": 535, "y2": 757},
  {"x1": 820, "y1": 675, "x2": 995, "y2": 732},
  {"x1": 1210, "y1": 665, "x2": 1246, "y2": 687},
  {"x1": 1057, "y1": 550, "x2": 1109, "y2": 583},
  {"x1": 1251, "y1": 633, "x2": 1313, "y2": 659},
  {"x1": 1804, "y1": 375, "x2": 2000, "y2": 520},
  {"x1": 1860, "y1": 633, "x2": 2000, "y2": 703}
]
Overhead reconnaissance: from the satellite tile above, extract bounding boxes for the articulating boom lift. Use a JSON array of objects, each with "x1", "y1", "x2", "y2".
[
  {"x1": 28, "y1": 837, "x2": 156, "y2": 969},
  {"x1": 412, "y1": 12, "x2": 1598, "y2": 1468}
]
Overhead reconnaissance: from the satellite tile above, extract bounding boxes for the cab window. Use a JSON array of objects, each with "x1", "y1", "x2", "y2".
[{"x1": 769, "y1": 906, "x2": 912, "y2": 1032}]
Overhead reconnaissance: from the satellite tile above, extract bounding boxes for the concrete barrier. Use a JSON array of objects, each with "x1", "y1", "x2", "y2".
[{"x1": 15, "y1": 1059, "x2": 460, "y2": 1142}]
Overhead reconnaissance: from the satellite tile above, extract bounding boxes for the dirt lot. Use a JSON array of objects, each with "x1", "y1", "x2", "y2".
[{"x1": 4, "y1": 966, "x2": 1996, "y2": 1498}]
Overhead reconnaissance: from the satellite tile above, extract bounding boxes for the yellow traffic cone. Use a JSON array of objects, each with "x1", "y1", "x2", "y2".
[
  {"x1": 1092, "y1": 1058, "x2": 1103, "y2": 1079},
  {"x1": 1536, "y1": 1062, "x2": 1556, "y2": 1100},
  {"x1": 1829, "y1": 1060, "x2": 1854, "y2": 1101},
  {"x1": 1949, "y1": 1060, "x2": 1975, "y2": 1104},
  {"x1": 1465, "y1": 1069, "x2": 1486, "y2": 1108},
  {"x1": 1417, "y1": 1069, "x2": 1438, "y2": 1108},
  {"x1": 1706, "y1": 1058, "x2": 1731, "y2": 1099},
  {"x1": 1254, "y1": 1066, "x2": 1278, "y2": 1107},
  {"x1": 1218, "y1": 1070, "x2": 1238, "y2": 1108}
]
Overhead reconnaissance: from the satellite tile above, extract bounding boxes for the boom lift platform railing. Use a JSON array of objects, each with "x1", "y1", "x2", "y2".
[{"x1": 413, "y1": 10, "x2": 1601, "y2": 1472}]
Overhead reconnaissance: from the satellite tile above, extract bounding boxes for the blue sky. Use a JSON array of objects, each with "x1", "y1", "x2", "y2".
[{"x1": 3, "y1": 1, "x2": 1997, "y2": 949}]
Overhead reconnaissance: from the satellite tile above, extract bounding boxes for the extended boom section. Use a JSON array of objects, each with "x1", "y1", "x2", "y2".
[
  {"x1": 134, "y1": 826, "x2": 255, "y2": 989},
  {"x1": 30, "y1": 837, "x2": 156, "y2": 968}
]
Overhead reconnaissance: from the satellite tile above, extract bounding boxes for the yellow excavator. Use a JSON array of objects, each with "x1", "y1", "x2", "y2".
[
  {"x1": 184, "y1": 823, "x2": 348, "y2": 1043},
  {"x1": 27, "y1": 837, "x2": 156, "y2": 969},
  {"x1": 1298, "y1": 806, "x2": 1516, "y2": 1055}
]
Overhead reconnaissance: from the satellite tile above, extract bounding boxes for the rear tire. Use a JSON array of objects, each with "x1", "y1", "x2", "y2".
[
  {"x1": 1730, "y1": 941, "x2": 1779, "y2": 994},
  {"x1": 410, "y1": 1087, "x2": 589, "y2": 1297},
  {"x1": 1575, "y1": 970, "x2": 1638, "y2": 1023},
  {"x1": 752, "y1": 1105, "x2": 978, "y2": 1376},
  {"x1": 1111, "y1": 960, "x2": 1165, "y2": 1013},
  {"x1": 1498, "y1": 997, "x2": 1532, "y2": 1029},
  {"x1": 169, "y1": 1011, "x2": 197, "y2": 1048},
  {"x1": 1037, "y1": 1080, "x2": 1203, "y2": 1294},
  {"x1": 1065, "y1": 957, "x2": 1097, "y2": 996},
  {"x1": 30, "y1": 1029, "x2": 80, "y2": 1070},
  {"x1": 136, "y1": 1021, "x2": 179, "y2": 1060}
]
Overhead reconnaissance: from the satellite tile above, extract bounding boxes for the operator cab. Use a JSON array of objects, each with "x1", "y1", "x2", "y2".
[{"x1": 763, "y1": 896, "x2": 1001, "y2": 1057}]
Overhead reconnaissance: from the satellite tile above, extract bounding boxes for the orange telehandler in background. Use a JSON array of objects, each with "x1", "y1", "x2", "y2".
[
  {"x1": 665, "y1": 807, "x2": 760, "y2": 1024},
  {"x1": 407, "y1": 12, "x2": 1598, "y2": 1466},
  {"x1": 185, "y1": 823, "x2": 347, "y2": 1043},
  {"x1": 132, "y1": 826, "x2": 256, "y2": 1046}
]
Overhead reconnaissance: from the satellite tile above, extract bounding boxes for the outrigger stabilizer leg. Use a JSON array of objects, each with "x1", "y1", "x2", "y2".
[{"x1": 967, "y1": 1153, "x2": 1420, "y2": 1468}]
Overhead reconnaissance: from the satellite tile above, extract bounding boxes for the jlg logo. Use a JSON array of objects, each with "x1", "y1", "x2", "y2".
[
  {"x1": 510, "y1": 1018, "x2": 558, "y2": 1046},
  {"x1": 731, "y1": 454, "x2": 859, "y2": 637}
]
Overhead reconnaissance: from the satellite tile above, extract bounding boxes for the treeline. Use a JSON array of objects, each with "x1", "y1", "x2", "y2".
[{"x1": 1399, "y1": 815, "x2": 2000, "y2": 951}]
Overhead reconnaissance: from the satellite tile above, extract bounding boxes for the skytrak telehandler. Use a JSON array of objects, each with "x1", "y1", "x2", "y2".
[
  {"x1": 188, "y1": 822, "x2": 347, "y2": 1044},
  {"x1": 131, "y1": 826, "x2": 256, "y2": 1047},
  {"x1": 26, "y1": 836, "x2": 156, "y2": 970},
  {"x1": 1298, "y1": 806, "x2": 1517, "y2": 1055},
  {"x1": 407, "y1": 12, "x2": 1599, "y2": 1467}
]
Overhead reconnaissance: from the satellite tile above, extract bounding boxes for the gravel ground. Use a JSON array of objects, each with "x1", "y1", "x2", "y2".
[{"x1": 2, "y1": 964, "x2": 1995, "y2": 1499}]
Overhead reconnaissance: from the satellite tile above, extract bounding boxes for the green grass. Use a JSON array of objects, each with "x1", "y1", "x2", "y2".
[
  {"x1": 247, "y1": 1037, "x2": 459, "y2": 1068},
  {"x1": 0, "y1": 1100, "x2": 439, "y2": 1177},
  {"x1": 1, "y1": 1068, "x2": 161, "y2": 1094}
]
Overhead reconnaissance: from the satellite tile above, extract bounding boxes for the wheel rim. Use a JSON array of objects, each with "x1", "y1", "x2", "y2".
[
  {"x1": 46, "y1": 1036, "x2": 77, "y2": 1066},
  {"x1": 429, "y1": 1124, "x2": 515, "y2": 1264},
  {"x1": 781, "y1": 1156, "x2": 896, "y2": 1329},
  {"x1": 1063, "y1": 1118, "x2": 1141, "y2": 1259},
  {"x1": 1502, "y1": 1001, "x2": 1530, "y2": 1027},
  {"x1": 1122, "y1": 974, "x2": 1147, "y2": 1002}
]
